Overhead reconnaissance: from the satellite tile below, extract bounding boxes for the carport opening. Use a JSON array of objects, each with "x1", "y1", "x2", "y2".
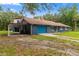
[{"x1": 20, "y1": 24, "x2": 31, "y2": 34}]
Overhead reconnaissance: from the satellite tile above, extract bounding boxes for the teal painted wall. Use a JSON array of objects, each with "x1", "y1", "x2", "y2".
[{"x1": 32, "y1": 25, "x2": 47, "y2": 34}]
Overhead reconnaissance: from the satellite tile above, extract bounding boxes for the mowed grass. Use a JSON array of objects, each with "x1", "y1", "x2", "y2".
[
  {"x1": 0, "y1": 31, "x2": 8, "y2": 35},
  {"x1": 0, "y1": 31, "x2": 19, "y2": 35},
  {"x1": 57, "y1": 31, "x2": 79, "y2": 38},
  {"x1": 32, "y1": 35, "x2": 57, "y2": 40},
  {"x1": 32, "y1": 35, "x2": 79, "y2": 47},
  {"x1": 32, "y1": 35, "x2": 71, "y2": 43}
]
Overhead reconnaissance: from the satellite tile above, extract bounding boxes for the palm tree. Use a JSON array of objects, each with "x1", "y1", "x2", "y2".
[
  {"x1": 71, "y1": 4, "x2": 79, "y2": 31},
  {"x1": 58, "y1": 4, "x2": 79, "y2": 31},
  {"x1": 73, "y1": 14, "x2": 79, "y2": 31}
]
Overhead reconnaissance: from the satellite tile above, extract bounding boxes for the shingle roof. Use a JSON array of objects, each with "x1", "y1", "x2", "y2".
[
  {"x1": 11, "y1": 17, "x2": 70, "y2": 27},
  {"x1": 23, "y1": 17, "x2": 70, "y2": 27}
]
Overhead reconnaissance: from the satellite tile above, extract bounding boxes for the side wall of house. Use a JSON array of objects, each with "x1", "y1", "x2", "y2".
[
  {"x1": 58, "y1": 27, "x2": 69, "y2": 32},
  {"x1": 47, "y1": 26, "x2": 57, "y2": 33},
  {"x1": 47, "y1": 26, "x2": 70, "y2": 33},
  {"x1": 32, "y1": 25, "x2": 47, "y2": 34},
  {"x1": 32, "y1": 25, "x2": 70, "y2": 34}
]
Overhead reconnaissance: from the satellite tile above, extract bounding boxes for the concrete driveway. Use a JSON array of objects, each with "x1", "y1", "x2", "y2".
[{"x1": 39, "y1": 33, "x2": 58, "y2": 37}]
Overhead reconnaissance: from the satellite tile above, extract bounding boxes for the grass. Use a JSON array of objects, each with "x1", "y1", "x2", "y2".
[
  {"x1": 0, "y1": 31, "x2": 19, "y2": 35},
  {"x1": 0, "y1": 31, "x2": 8, "y2": 35},
  {"x1": 0, "y1": 35, "x2": 78, "y2": 55},
  {"x1": 0, "y1": 44, "x2": 16, "y2": 56},
  {"x1": 0, "y1": 35, "x2": 69, "y2": 56},
  {"x1": 0, "y1": 31, "x2": 79, "y2": 55},
  {"x1": 32, "y1": 35, "x2": 57, "y2": 40},
  {"x1": 0, "y1": 43, "x2": 68, "y2": 56},
  {"x1": 57, "y1": 31, "x2": 79, "y2": 38},
  {"x1": 32, "y1": 35, "x2": 71, "y2": 43},
  {"x1": 31, "y1": 35, "x2": 79, "y2": 55},
  {"x1": 17, "y1": 48, "x2": 68, "y2": 56},
  {"x1": 32, "y1": 35, "x2": 79, "y2": 47}
]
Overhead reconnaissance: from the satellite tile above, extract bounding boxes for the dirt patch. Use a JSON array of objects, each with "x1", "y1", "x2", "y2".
[{"x1": 0, "y1": 35, "x2": 79, "y2": 56}]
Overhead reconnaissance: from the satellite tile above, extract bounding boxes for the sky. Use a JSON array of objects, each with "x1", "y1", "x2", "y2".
[{"x1": 0, "y1": 3, "x2": 79, "y2": 18}]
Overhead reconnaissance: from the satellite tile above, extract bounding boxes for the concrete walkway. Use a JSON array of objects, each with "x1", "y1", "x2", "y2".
[{"x1": 39, "y1": 33, "x2": 79, "y2": 43}]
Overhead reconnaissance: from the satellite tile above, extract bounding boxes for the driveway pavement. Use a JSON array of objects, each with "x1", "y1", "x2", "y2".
[{"x1": 39, "y1": 33, "x2": 58, "y2": 37}]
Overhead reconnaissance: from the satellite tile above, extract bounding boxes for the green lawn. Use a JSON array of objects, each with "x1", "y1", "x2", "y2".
[
  {"x1": 0, "y1": 31, "x2": 19, "y2": 35},
  {"x1": 32, "y1": 35, "x2": 79, "y2": 47},
  {"x1": 32, "y1": 35, "x2": 71, "y2": 42},
  {"x1": 57, "y1": 31, "x2": 79, "y2": 38},
  {"x1": 32, "y1": 35, "x2": 57, "y2": 40}
]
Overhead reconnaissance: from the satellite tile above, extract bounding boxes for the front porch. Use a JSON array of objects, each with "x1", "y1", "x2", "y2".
[{"x1": 8, "y1": 24, "x2": 33, "y2": 36}]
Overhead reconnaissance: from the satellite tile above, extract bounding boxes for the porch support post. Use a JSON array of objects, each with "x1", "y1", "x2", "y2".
[
  {"x1": 31, "y1": 25, "x2": 32, "y2": 35},
  {"x1": 19, "y1": 24, "x2": 21, "y2": 34},
  {"x1": 56, "y1": 26, "x2": 58, "y2": 32},
  {"x1": 8, "y1": 24, "x2": 10, "y2": 36}
]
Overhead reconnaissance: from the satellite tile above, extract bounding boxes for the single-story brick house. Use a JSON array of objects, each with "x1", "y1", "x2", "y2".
[{"x1": 8, "y1": 17, "x2": 70, "y2": 35}]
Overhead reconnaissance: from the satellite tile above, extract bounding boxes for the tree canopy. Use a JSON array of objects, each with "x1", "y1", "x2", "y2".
[
  {"x1": 34, "y1": 4, "x2": 79, "y2": 31},
  {"x1": 0, "y1": 3, "x2": 79, "y2": 31},
  {"x1": 0, "y1": 7, "x2": 22, "y2": 30}
]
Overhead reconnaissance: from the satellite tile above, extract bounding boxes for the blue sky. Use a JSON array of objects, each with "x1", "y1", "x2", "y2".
[{"x1": 0, "y1": 3, "x2": 79, "y2": 18}]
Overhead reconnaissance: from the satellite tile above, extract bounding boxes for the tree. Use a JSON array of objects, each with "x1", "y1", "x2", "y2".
[
  {"x1": 20, "y1": 3, "x2": 39, "y2": 17},
  {"x1": 0, "y1": 11, "x2": 22, "y2": 30},
  {"x1": 43, "y1": 13, "x2": 60, "y2": 22},
  {"x1": 71, "y1": 4, "x2": 78, "y2": 31},
  {"x1": 58, "y1": 4, "x2": 79, "y2": 31},
  {"x1": 34, "y1": 13, "x2": 58, "y2": 22},
  {"x1": 21, "y1": 3, "x2": 52, "y2": 18}
]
